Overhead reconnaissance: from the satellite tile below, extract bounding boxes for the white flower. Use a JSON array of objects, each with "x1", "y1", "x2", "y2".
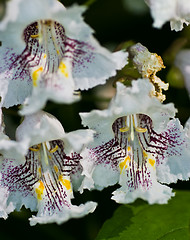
[
  {"x1": 79, "y1": 79, "x2": 190, "y2": 204},
  {"x1": 175, "y1": 49, "x2": 190, "y2": 96},
  {"x1": 0, "y1": 111, "x2": 96, "y2": 225},
  {"x1": 145, "y1": 0, "x2": 190, "y2": 31},
  {"x1": 0, "y1": 0, "x2": 127, "y2": 114}
]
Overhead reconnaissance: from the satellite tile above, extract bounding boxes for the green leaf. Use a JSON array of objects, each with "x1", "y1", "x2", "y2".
[{"x1": 96, "y1": 190, "x2": 190, "y2": 240}]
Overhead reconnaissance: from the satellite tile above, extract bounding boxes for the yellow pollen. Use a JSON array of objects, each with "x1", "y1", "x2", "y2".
[
  {"x1": 135, "y1": 127, "x2": 147, "y2": 133},
  {"x1": 59, "y1": 62, "x2": 69, "y2": 78},
  {"x1": 59, "y1": 176, "x2": 71, "y2": 190},
  {"x1": 54, "y1": 165, "x2": 59, "y2": 173},
  {"x1": 149, "y1": 158, "x2": 155, "y2": 167},
  {"x1": 31, "y1": 34, "x2": 39, "y2": 39},
  {"x1": 35, "y1": 180, "x2": 44, "y2": 200},
  {"x1": 29, "y1": 144, "x2": 41, "y2": 152},
  {"x1": 56, "y1": 50, "x2": 60, "y2": 55},
  {"x1": 43, "y1": 54, "x2": 47, "y2": 59},
  {"x1": 32, "y1": 67, "x2": 43, "y2": 86},
  {"x1": 49, "y1": 145, "x2": 59, "y2": 153},
  {"x1": 119, "y1": 126, "x2": 130, "y2": 132}
]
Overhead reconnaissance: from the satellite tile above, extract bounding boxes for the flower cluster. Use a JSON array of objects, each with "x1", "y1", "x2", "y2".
[{"x1": 0, "y1": 0, "x2": 189, "y2": 226}]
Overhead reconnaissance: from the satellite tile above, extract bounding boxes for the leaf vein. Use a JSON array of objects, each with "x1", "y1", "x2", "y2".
[{"x1": 157, "y1": 226, "x2": 189, "y2": 240}]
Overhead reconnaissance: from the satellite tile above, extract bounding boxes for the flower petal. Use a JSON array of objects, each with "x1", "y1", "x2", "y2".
[
  {"x1": 0, "y1": 139, "x2": 97, "y2": 225},
  {"x1": 29, "y1": 201, "x2": 97, "y2": 226},
  {"x1": 16, "y1": 111, "x2": 65, "y2": 147},
  {"x1": 145, "y1": 0, "x2": 190, "y2": 31},
  {"x1": 156, "y1": 119, "x2": 190, "y2": 183},
  {"x1": 80, "y1": 79, "x2": 177, "y2": 148},
  {"x1": 63, "y1": 129, "x2": 94, "y2": 155},
  {"x1": 112, "y1": 179, "x2": 174, "y2": 204},
  {"x1": 80, "y1": 80, "x2": 188, "y2": 204},
  {"x1": 0, "y1": 0, "x2": 128, "y2": 109},
  {"x1": 19, "y1": 60, "x2": 80, "y2": 115}
]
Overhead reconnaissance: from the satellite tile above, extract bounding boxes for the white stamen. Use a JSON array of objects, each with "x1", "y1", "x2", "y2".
[{"x1": 42, "y1": 142, "x2": 49, "y2": 165}]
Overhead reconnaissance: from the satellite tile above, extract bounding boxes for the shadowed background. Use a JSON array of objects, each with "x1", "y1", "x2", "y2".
[{"x1": 0, "y1": 0, "x2": 190, "y2": 239}]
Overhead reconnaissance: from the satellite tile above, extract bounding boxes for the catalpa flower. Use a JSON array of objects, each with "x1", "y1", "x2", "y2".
[
  {"x1": 0, "y1": 0, "x2": 127, "y2": 114},
  {"x1": 80, "y1": 79, "x2": 190, "y2": 204},
  {"x1": 145, "y1": 0, "x2": 190, "y2": 31},
  {"x1": 0, "y1": 111, "x2": 96, "y2": 225}
]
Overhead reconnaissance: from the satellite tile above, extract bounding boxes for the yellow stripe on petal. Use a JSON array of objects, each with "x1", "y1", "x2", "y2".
[
  {"x1": 119, "y1": 156, "x2": 131, "y2": 172},
  {"x1": 59, "y1": 175, "x2": 71, "y2": 190},
  {"x1": 127, "y1": 146, "x2": 131, "y2": 152},
  {"x1": 54, "y1": 165, "x2": 59, "y2": 173},
  {"x1": 35, "y1": 180, "x2": 44, "y2": 200},
  {"x1": 59, "y1": 62, "x2": 69, "y2": 78},
  {"x1": 32, "y1": 67, "x2": 43, "y2": 87},
  {"x1": 143, "y1": 150, "x2": 148, "y2": 158},
  {"x1": 119, "y1": 161, "x2": 127, "y2": 172},
  {"x1": 125, "y1": 156, "x2": 131, "y2": 162},
  {"x1": 149, "y1": 158, "x2": 155, "y2": 167},
  {"x1": 38, "y1": 167, "x2": 42, "y2": 177}
]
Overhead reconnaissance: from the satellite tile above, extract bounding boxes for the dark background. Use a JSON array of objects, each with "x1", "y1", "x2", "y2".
[{"x1": 1, "y1": 0, "x2": 190, "y2": 239}]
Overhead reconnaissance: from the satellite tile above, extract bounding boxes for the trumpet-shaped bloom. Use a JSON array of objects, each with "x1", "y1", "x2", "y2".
[
  {"x1": 80, "y1": 79, "x2": 190, "y2": 204},
  {"x1": 145, "y1": 0, "x2": 190, "y2": 31},
  {"x1": 0, "y1": 111, "x2": 96, "y2": 225},
  {"x1": 0, "y1": 0, "x2": 127, "y2": 114}
]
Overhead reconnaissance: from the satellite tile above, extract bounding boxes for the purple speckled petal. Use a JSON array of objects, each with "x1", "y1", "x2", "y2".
[
  {"x1": 0, "y1": 0, "x2": 127, "y2": 110},
  {"x1": 0, "y1": 140, "x2": 96, "y2": 225},
  {"x1": 156, "y1": 119, "x2": 190, "y2": 183},
  {"x1": 81, "y1": 112, "x2": 189, "y2": 203},
  {"x1": 0, "y1": 47, "x2": 33, "y2": 108}
]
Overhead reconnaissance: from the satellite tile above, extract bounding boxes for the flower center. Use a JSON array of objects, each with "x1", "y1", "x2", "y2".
[
  {"x1": 20, "y1": 20, "x2": 94, "y2": 85},
  {"x1": 27, "y1": 140, "x2": 83, "y2": 204},
  {"x1": 119, "y1": 115, "x2": 147, "y2": 141},
  {"x1": 22, "y1": 20, "x2": 68, "y2": 76},
  {"x1": 112, "y1": 114, "x2": 155, "y2": 190},
  {"x1": 1, "y1": 140, "x2": 83, "y2": 215}
]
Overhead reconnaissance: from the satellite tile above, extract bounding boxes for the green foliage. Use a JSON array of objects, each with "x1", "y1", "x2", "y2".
[
  {"x1": 167, "y1": 66, "x2": 185, "y2": 89},
  {"x1": 96, "y1": 190, "x2": 190, "y2": 240},
  {"x1": 83, "y1": 0, "x2": 98, "y2": 7}
]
